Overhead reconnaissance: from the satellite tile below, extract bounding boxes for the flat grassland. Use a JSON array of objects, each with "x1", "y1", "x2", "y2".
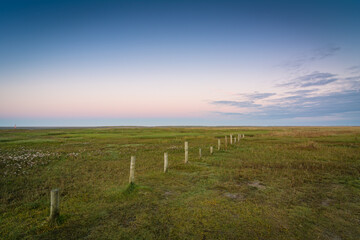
[{"x1": 0, "y1": 127, "x2": 359, "y2": 239}]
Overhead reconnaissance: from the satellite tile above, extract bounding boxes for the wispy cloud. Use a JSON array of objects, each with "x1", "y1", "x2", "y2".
[
  {"x1": 279, "y1": 46, "x2": 340, "y2": 71},
  {"x1": 211, "y1": 100, "x2": 260, "y2": 108},
  {"x1": 208, "y1": 44, "x2": 359, "y2": 123},
  {"x1": 237, "y1": 92, "x2": 276, "y2": 100},
  {"x1": 210, "y1": 92, "x2": 276, "y2": 109},
  {"x1": 285, "y1": 89, "x2": 318, "y2": 95},
  {"x1": 267, "y1": 90, "x2": 360, "y2": 118},
  {"x1": 346, "y1": 65, "x2": 360, "y2": 74},
  {"x1": 344, "y1": 75, "x2": 360, "y2": 89},
  {"x1": 311, "y1": 47, "x2": 341, "y2": 60},
  {"x1": 215, "y1": 90, "x2": 360, "y2": 119},
  {"x1": 277, "y1": 72, "x2": 338, "y2": 88},
  {"x1": 209, "y1": 69, "x2": 360, "y2": 121},
  {"x1": 212, "y1": 111, "x2": 244, "y2": 116}
]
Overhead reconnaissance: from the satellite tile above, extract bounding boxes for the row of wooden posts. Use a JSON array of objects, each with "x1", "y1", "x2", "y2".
[{"x1": 48, "y1": 133, "x2": 245, "y2": 222}]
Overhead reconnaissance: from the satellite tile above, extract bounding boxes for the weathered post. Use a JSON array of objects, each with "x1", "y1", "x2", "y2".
[
  {"x1": 199, "y1": 148, "x2": 202, "y2": 159},
  {"x1": 49, "y1": 189, "x2": 60, "y2": 222},
  {"x1": 225, "y1": 136, "x2": 228, "y2": 149},
  {"x1": 238, "y1": 134, "x2": 240, "y2": 141},
  {"x1": 218, "y1": 139, "x2": 221, "y2": 150},
  {"x1": 210, "y1": 146, "x2": 213, "y2": 155},
  {"x1": 234, "y1": 137, "x2": 236, "y2": 144},
  {"x1": 129, "y1": 156, "x2": 135, "y2": 183},
  {"x1": 164, "y1": 152, "x2": 168, "y2": 173},
  {"x1": 242, "y1": 134, "x2": 245, "y2": 138},
  {"x1": 230, "y1": 134, "x2": 233, "y2": 144},
  {"x1": 185, "y1": 141, "x2": 189, "y2": 163}
]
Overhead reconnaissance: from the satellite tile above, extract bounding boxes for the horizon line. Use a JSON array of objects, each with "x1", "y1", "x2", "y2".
[{"x1": 1, "y1": 125, "x2": 360, "y2": 130}]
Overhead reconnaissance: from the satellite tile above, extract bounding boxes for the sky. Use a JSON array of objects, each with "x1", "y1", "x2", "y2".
[{"x1": 1, "y1": 0, "x2": 360, "y2": 126}]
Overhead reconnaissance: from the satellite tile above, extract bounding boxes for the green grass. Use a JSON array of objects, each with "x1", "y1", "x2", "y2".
[{"x1": 0, "y1": 127, "x2": 359, "y2": 239}]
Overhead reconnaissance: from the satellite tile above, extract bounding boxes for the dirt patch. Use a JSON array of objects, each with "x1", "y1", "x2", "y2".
[
  {"x1": 321, "y1": 198, "x2": 333, "y2": 207},
  {"x1": 248, "y1": 181, "x2": 266, "y2": 190},
  {"x1": 164, "y1": 191, "x2": 172, "y2": 196},
  {"x1": 224, "y1": 192, "x2": 244, "y2": 200}
]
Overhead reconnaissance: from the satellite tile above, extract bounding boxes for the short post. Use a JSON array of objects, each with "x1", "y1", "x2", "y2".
[
  {"x1": 230, "y1": 134, "x2": 233, "y2": 144},
  {"x1": 129, "y1": 156, "x2": 136, "y2": 183},
  {"x1": 242, "y1": 134, "x2": 245, "y2": 138},
  {"x1": 199, "y1": 148, "x2": 202, "y2": 159},
  {"x1": 225, "y1": 136, "x2": 228, "y2": 149},
  {"x1": 210, "y1": 146, "x2": 213, "y2": 155},
  {"x1": 49, "y1": 189, "x2": 60, "y2": 222},
  {"x1": 217, "y1": 139, "x2": 221, "y2": 150},
  {"x1": 164, "y1": 152, "x2": 168, "y2": 173},
  {"x1": 185, "y1": 141, "x2": 189, "y2": 163},
  {"x1": 238, "y1": 134, "x2": 240, "y2": 141}
]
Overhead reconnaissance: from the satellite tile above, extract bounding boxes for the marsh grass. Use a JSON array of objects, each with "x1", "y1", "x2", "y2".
[{"x1": 0, "y1": 127, "x2": 359, "y2": 239}]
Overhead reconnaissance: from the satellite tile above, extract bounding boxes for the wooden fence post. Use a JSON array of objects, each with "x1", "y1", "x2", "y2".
[
  {"x1": 225, "y1": 136, "x2": 228, "y2": 149},
  {"x1": 164, "y1": 152, "x2": 168, "y2": 173},
  {"x1": 218, "y1": 139, "x2": 221, "y2": 150},
  {"x1": 129, "y1": 156, "x2": 135, "y2": 183},
  {"x1": 185, "y1": 141, "x2": 189, "y2": 163},
  {"x1": 199, "y1": 148, "x2": 202, "y2": 159},
  {"x1": 230, "y1": 134, "x2": 233, "y2": 144},
  {"x1": 49, "y1": 189, "x2": 60, "y2": 222},
  {"x1": 210, "y1": 146, "x2": 213, "y2": 155},
  {"x1": 238, "y1": 134, "x2": 240, "y2": 141}
]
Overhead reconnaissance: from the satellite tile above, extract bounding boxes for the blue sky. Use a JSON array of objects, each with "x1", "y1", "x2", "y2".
[{"x1": 0, "y1": 0, "x2": 360, "y2": 126}]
